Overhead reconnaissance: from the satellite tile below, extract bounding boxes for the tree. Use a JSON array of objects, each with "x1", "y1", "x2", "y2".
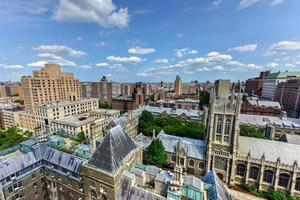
[
  {"x1": 76, "y1": 131, "x2": 86, "y2": 143},
  {"x1": 240, "y1": 125, "x2": 266, "y2": 139},
  {"x1": 138, "y1": 110, "x2": 155, "y2": 134},
  {"x1": 144, "y1": 138, "x2": 167, "y2": 167}
]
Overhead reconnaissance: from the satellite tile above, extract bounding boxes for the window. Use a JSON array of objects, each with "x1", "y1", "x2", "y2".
[
  {"x1": 236, "y1": 164, "x2": 246, "y2": 176},
  {"x1": 216, "y1": 118, "x2": 222, "y2": 134},
  {"x1": 91, "y1": 190, "x2": 97, "y2": 198},
  {"x1": 179, "y1": 158, "x2": 185, "y2": 166},
  {"x1": 199, "y1": 162, "x2": 205, "y2": 169},
  {"x1": 249, "y1": 166, "x2": 259, "y2": 180},
  {"x1": 171, "y1": 155, "x2": 176, "y2": 162},
  {"x1": 263, "y1": 170, "x2": 274, "y2": 184},
  {"x1": 8, "y1": 186, "x2": 13, "y2": 193},
  {"x1": 295, "y1": 177, "x2": 300, "y2": 191},
  {"x1": 224, "y1": 119, "x2": 231, "y2": 135},
  {"x1": 189, "y1": 159, "x2": 194, "y2": 167},
  {"x1": 278, "y1": 173, "x2": 290, "y2": 188}
]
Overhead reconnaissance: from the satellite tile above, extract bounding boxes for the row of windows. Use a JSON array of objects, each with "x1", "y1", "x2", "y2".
[{"x1": 236, "y1": 164, "x2": 300, "y2": 190}]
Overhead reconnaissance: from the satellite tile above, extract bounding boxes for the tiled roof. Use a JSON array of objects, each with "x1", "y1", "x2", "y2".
[
  {"x1": 157, "y1": 131, "x2": 206, "y2": 160},
  {"x1": 240, "y1": 114, "x2": 300, "y2": 129},
  {"x1": 239, "y1": 136, "x2": 300, "y2": 165},
  {"x1": 88, "y1": 125, "x2": 137, "y2": 174}
]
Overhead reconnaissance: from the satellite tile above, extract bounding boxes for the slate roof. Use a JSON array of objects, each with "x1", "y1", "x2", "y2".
[
  {"x1": 88, "y1": 125, "x2": 137, "y2": 174},
  {"x1": 202, "y1": 171, "x2": 234, "y2": 200},
  {"x1": 247, "y1": 100, "x2": 281, "y2": 109},
  {"x1": 145, "y1": 105, "x2": 202, "y2": 120},
  {"x1": 240, "y1": 114, "x2": 300, "y2": 129},
  {"x1": 0, "y1": 152, "x2": 38, "y2": 180},
  {"x1": 157, "y1": 131, "x2": 206, "y2": 160},
  {"x1": 239, "y1": 136, "x2": 300, "y2": 165}
]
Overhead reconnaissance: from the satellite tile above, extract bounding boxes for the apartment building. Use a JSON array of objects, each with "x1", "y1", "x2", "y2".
[
  {"x1": 35, "y1": 98, "x2": 98, "y2": 129},
  {"x1": 261, "y1": 71, "x2": 300, "y2": 100},
  {"x1": 21, "y1": 64, "x2": 81, "y2": 113}
]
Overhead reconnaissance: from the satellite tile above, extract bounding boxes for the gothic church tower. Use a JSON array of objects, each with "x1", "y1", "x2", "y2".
[{"x1": 205, "y1": 88, "x2": 241, "y2": 184}]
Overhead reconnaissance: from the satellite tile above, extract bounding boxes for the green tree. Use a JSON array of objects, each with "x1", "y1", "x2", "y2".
[
  {"x1": 144, "y1": 138, "x2": 167, "y2": 167},
  {"x1": 76, "y1": 131, "x2": 86, "y2": 143},
  {"x1": 240, "y1": 125, "x2": 266, "y2": 139}
]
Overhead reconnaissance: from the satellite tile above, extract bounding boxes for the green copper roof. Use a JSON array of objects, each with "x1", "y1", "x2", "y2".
[{"x1": 267, "y1": 71, "x2": 300, "y2": 79}]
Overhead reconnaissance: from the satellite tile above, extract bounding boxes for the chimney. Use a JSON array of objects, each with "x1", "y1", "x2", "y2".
[{"x1": 280, "y1": 111, "x2": 287, "y2": 120}]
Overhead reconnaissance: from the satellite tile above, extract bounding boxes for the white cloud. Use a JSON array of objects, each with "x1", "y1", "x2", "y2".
[
  {"x1": 266, "y1": 62, "x2": 279, "y2": 68},
  {"x1": 196, "y1": 67, "x2": 210, "y2": 72},
  {"x1": 37, "y1": 53, "x2": 64, "y2": 60},
  {"x1": 27, "y1": 61, "x2": 48, "y2": 67},
  {"x1": 153, "y1": 59, "x2": 168, "y2": 64},
  {"x1": 286, "y1": 63, "x2": 296, "y2": 68},
  {"x1": 33, "y1": 45, "x2": 86, "y2": 57},
  {"x1": 136, "y1": 66, "x2": 175, "y2": 77},
  {"x1": 107, "y1": 56, "x2": 144, "y2": 63},
  {"x1": 270, "y1": 0, "x2": 284, "y2": 6},
  {"x1": 237, "y1": 0, "x2": 258, "y2": 10},
  {"x1": 96, "y1": 41, "x2": 106, "y2": 47},
  {"x1": 96, "y1": 63, "x2": 109, "y2": 67},
  {"x1": 0, "y1": 64, "x2": 24, "y2": 69},
  {"x1": 109, "y1": 64, "x2": 127, "y2": 71},
  {"x1": 265, "y1": 41, "x2": 300, "y2": 56},
  {"x1": 128, "y1": 46, "x2": 156, "y2": 55},
  {"x1": 174, "y1": 48, "x2": 198, "y2": 58},
  {"x1": 231, "y1": 44, "x2": 257, "y2": 52},
  {"x1": 76, "y1": 36, "x2": 83, "y2": 41},
  {"x1": 52, "y1": 0, "x2": 130, "y2": 28},
  {"x1": 213, "y1": 0, "x2": 222, "y2": 7},
  {"x1": 212, "y1": 65, "x2": 225, "y2": 71},
  {"x1": 78, "y1": 65, "x2": 92, "y2": 69}
]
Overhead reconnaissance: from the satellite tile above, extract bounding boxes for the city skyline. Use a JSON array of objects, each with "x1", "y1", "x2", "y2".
[{"x1": 1, "y1": 0, "x2": 300, "y2": 82}]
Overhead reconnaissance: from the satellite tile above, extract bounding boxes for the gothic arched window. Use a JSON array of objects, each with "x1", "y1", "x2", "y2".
[
  {"x1": 91, "y1": 190, "x2": 97, "y2": 199},
  {"x1": 216, "y1": 118, "x2": 222, "y2": 134},
  {"x1": 189, "y1": 159, "x2": 194, "y2": 167},
  {"x1": 224, "y1": 118, "x2": 231, "y2": 135},
  {"x1": 278, "y1": 173, "x2": 290, "y2": 188},
  {"x1": 249, "y1": 166, "x2": 259, "y2": 180},
  {"x1": 263, "y1": 170, "x2": 274, "y2": 184},
  {"x1": 236, "y1": 163, "x2": 246, "y2": 176}
]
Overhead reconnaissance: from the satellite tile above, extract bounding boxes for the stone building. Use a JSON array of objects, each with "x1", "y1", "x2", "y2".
[
  {"x1": 241, "y1": 99, "x2": 282, "y2": 116},
  {"x1": 174, "y1": 75, "x2": 182, "y2": 96},
  {"x1": 204, "y1": 89, "x2": 300, "y2": 195},
  {"x1": 245, "y1": 71, "x2": 270, "y2": 97}
]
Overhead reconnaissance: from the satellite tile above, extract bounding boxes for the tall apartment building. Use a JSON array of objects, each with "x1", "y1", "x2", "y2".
[
  {"x1": 261, "y1": 71, "x2": 300, "y2": 100},
  {"x1": 274, "y1": 79, "x2": 300, "y2": 118},
  {"x1": 215, "y1": 79, "x2": 230, "y2": 98},
  {"x1": 174, "y1": 75, "x2": 182, "y2": 96},
  {"x1": 245, "y1": 71, "x2": 270, "y2": 97},
  {"x1": 88, "y1": 76, "x2": 114, "y2": 103},
  {"x1": 21, "y1": 64, "x2": 81, "y2": 113}
]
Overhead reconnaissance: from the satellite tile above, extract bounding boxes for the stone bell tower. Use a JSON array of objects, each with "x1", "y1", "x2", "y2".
[{"x1": 205, "y1": 87, "x2": 241, "y2": 184}]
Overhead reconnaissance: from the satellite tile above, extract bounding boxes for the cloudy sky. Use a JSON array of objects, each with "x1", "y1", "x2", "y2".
[{"x1": 0, "y1": 0, "x2": 300, "y2": 82}]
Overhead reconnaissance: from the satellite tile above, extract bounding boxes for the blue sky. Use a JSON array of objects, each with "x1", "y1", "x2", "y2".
[{"x1": 0, "y1": 0, "x2": 300, "y2": 83}]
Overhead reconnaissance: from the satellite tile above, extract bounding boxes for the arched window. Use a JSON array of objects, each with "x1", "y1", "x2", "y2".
[
  {"x1": 199, "y1": 162, "x2": 205, "y2": 169},
  {"x1": 189, "y1": 159, "x2": 194, "y2": 167},
  {"x1": 295, "y1": 177, "x2": 300, "y2": 191},
  {"x1": 263, "y1": 170, "x2": 274, "y2": 184},
  {"x1": 216, "y1": 118, "x2": 222, "y2": 134},
  {"x1": 278, "y1": 173, "x2": 290, "y2": 188},
  {"x1": 91, "y1": 190, "x2": 97, "y2": 199},
  {"x1": 236, "y1": 164, "x2": 246, "y2": 176},
  {"x1": 224, "y1": 119, "x2": 231, "y2": 135},
  {"x1": 249, "y1": 166, "x2": 259, "y2": 180}
]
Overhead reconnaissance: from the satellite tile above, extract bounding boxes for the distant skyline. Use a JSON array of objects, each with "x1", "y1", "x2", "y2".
[{"x1": 0, "y1": 0, "x2": 300, "y2": 82}]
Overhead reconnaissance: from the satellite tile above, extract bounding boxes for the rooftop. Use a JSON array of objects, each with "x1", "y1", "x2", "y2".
[
  {"x1": 247, "y1": 100, "x2": 282, "y2": 109},
  {"x1": 239, "y1": 136, "x2": 300, "y2": 165},
  {"x1": 87, "y1": 125, "x2": 138, "y2": 174},
  {"x1": 157, "y1": 131, "x2": 206, "y2": 160},
  {"x1": 266, "y1": 71, "x2": 300, "y2": 79},
  {"x1": 35, "y1": 98, "x2": 98, "y2": 109},
  {"x1": 51, "y1": 115, "x2": 97, "y2": 127}
]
